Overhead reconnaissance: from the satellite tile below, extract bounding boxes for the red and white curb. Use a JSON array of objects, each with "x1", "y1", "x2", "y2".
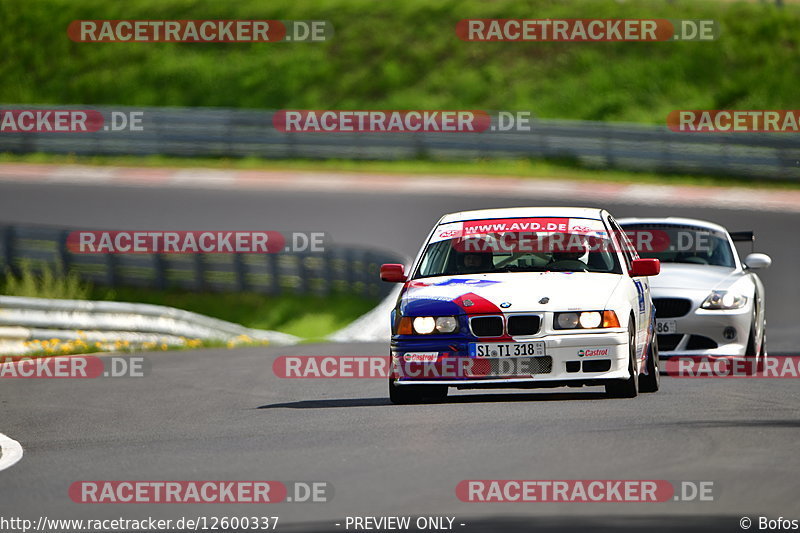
[
  {"x1": 0, "y1": 432, "x2": 23, "y2": 472},
  {"x1": 1, "y1": 163, "x2": 800, "y2": 212}
]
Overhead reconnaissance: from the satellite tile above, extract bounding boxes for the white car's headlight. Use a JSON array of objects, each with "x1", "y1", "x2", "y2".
[
  {"x1": 434, "y1": 316, "x2": 458, "y2": 333},
  {"x1": 701, "y1": 290, "x2": 747, "y2": 310},
  {"x1": 400, "y1": 316, "x2": 459, "y2": 335},
  {"x1": 413, "y1": 317, "x2": 436, "y2": 334},
  {"x1": 554, "y1": 310, "x2": 619, "y2": 329}
]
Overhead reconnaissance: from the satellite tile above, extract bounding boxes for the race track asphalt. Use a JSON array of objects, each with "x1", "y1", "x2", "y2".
[{"x1": 2, "y1": 344, "x2": 798, "y2": 532}]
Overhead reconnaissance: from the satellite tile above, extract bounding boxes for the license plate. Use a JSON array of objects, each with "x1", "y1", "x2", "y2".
[
  {"x1": 470, "y1": 342, "x2": 546, "y2": 358},
  {"x1": 655, "y1": 320, "x2": 677, "y2": 334}
]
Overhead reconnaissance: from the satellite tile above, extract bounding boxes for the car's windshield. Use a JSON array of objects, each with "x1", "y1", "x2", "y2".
[
  {"x1": 415, "y1": 218, "x2": 623, "y2": 277},
  {"x1": 621, "y1": 223, "x2": 736, "y2": 268}
]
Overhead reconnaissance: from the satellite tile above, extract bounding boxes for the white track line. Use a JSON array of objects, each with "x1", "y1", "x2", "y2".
[{"x1": 0, "y1": 432, "x2": 24, "y2": 472}]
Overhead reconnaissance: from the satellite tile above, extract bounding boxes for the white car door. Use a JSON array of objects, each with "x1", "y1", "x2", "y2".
[{"x1": 608, "y1": 215, "x2": 652, "y2": 367}]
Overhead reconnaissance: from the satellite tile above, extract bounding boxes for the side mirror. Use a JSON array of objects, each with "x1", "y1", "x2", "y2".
[
  {"x1": 630, "y1": 258, "x2": 660, "y2": 277},
  {"x1": 744, "y1": 253, "x2": 771, "y2": 270},
  {"x1": 380, "y1": 263, "x2": 407, "y2": 283}
]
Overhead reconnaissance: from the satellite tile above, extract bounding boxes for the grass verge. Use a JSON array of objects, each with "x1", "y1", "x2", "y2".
[
  {"x1": 94, "y1": 287, "x2": 378, "y2": 341},
  {"x1": 2, "y1": 0, "x2": 798, "y2": 124}
]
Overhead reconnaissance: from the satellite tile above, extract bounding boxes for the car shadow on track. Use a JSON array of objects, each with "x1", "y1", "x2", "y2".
[
  {"x1": 648, "y1": 419, "x2": 800, "y2": 429},
  {"x1": 259, "y1": 398, "x2": 390, "y2": 409},
  {"x1": 258, "y1": 391, "x2": 608, "y2": 409}
]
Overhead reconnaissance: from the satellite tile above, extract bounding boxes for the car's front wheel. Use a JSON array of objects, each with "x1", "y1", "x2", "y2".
[
  {"x1": 639, "y1": 331, "x2": 660, "y2": 393},
  {"x1": 606, "y1": 322, "x2": 639, "y2": 398},
  {"x1": 758, "y1": 321, "x2": 768, "y2": 372},
  {"x1": 744, "y1": 304, "x2": 765, "y2": 375}
]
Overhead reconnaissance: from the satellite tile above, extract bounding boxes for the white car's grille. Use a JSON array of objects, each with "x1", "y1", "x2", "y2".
[
  {"x1": 469, "y1": 314, "x2": 542, "y2": 337},
  {"x1": 469, "y1": 316, "x2": 504, "y2": 337},
  {"x1": 507, "y1": 315, "x2": 541, "y2": 335}
]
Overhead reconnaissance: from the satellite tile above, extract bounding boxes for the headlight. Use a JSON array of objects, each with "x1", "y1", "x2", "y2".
[
  {"x1": 579, "y1": 311, "x2": 602, "y2": 328},
  {"x1": 554, "y1": 310, "x2": 620, "y2": 329},
  {"x1": 403, "y1": 316, "x2": 459, "y2": 335},
  {"x1": 701, "y1": 290, "x2": 747, "y2": 310},
  {"x1": 434, "y1": 316, "x2": 458, "y2": 333},
  {"x1": 413, "y1": 317, "x2": 436, "y2": 334},
  {"x1": 556, "y1": 312, "x2": 580, "y2": 329}
]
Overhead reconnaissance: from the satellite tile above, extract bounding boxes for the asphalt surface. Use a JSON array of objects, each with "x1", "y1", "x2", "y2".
[
  {"x1": 1, "y1": 178, "x2": 799, "y2": 532},
  {"x1": 2, "y1": 345, "x2": 799, "y2": 532}
]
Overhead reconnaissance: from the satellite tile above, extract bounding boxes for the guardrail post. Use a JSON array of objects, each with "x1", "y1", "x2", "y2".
[
  {"x1": 659, "y1": 128, "x2": 673, "y2": 174},
  {"x1": 296, "y1": 252, "x2": 309, "y2": 294},
  {"x1": 321, "y1": 250, "x2": 334, "y2": 296},
  {"x1": 105, "y1": 251, "x2": 119, "y2": 287},
  {"x1": 153, "y1": 253, "x2": 167, "y2": 290},
  {"x1": 604, "y1": 123, "x2": 615, "y2": 168},
  {"x1": 194, "y1": 253, "x2": 206, "y2": 291},
  {"x1": 0, "y1": 226, "x2": 17, "y2": 277},
  {"x1": 57, "y1": 229, "x2": 72, "y2": 276},
  {"x1": 268, "y1": 253, "x2": 280, "y2": 294},
  {"x1": 350, "y1": 249, "x2": 366, "y2": 297},
  {"x1": 233, "y1": 253, "x2": 248, "y2": 292}
]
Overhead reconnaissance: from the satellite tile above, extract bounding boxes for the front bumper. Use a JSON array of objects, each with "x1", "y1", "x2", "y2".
[
  {"x1": 391, "y1": 330, "x2": 630, "y2": 388},
  {"x1": 655, "y1": 291, "x2": 753, "y2": 357}
]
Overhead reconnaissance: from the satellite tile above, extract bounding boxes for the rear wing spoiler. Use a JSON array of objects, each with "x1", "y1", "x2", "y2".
[{"x1": 730, "y1": 231, "x2": 754, "y2": 242}]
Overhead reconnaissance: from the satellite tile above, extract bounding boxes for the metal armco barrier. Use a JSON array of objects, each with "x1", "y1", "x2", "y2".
[
  {"x1": 0, "y1": 224, "x2": 402, "y2": 299},
  {"x1": 0, "y1": 294, "x2": 300, "y2": 349},
  {"x1": 0, "y1": 105, "x2": 799, "y2": 180}
]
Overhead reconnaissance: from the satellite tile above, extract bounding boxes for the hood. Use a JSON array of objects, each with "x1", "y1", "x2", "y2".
[
  {"x1": 400, "y1": 272, "x2": 622, "y2": 316},
  {"x1": 649, "y1": 263, "x2": 740, "y2": 291}
]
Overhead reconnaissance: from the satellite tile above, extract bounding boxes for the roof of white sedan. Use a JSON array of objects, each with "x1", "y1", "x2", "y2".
[
  {"x1": 616, "y1": 217, "x2": 728, "y2": 234},
  {"x1": 440, "y1": 207, "x2": 605, "y2": 224}
]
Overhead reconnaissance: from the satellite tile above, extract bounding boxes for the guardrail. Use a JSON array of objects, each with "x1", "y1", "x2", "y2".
[
  {"x1": 0, "y1": 224, "x2": 402, "y2": 299},
  {"x1": 0, "y1": 296, "x2": 299, "y2": 344},
  {"x1": 1, "y1": 105, "x2": 799, "y2": 180},
  {"x1": 0, "y1": 294, "x2": 299, "y2": 356}
]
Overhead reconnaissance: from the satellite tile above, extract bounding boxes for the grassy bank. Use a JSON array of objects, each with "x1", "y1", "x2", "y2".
[
  {"x1": 92, "y1": 288, "x2": 377, "y2": 341},
  {"x1": 1, "y1": 0, "x2": 798, "y2": 123}
]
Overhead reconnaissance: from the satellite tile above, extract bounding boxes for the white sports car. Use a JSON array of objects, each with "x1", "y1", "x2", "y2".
[
  {"x1": 618, "y1": 217, "x2": 770, "y2": 370},
  {"x1": 380, "y1": 207, "x2": 661, "y2": 403}
]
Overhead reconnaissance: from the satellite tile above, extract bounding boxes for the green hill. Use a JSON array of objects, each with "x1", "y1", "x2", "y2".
[{"x1": 1, "y1": 0, "x2": 798, "y2": 123}]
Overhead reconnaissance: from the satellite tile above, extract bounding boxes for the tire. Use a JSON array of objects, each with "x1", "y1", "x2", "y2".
[
  {"x1": 606, "y1": 322, "x2": 639, "y2": 398},
  {"x1": 757, "y1": 321, "x2": 767, "y2": 372},
  {"x1": 389, "y1": 380, "x2": 447, "y2": 404},
  {"x1": 639, "y1": 331, "x2": 660, "y2": 393},
  {"x1": 744, "y1": 305, "x2": 762, "y2": 375}
]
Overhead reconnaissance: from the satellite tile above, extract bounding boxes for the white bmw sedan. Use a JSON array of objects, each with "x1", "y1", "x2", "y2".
[
  {"x1": 618, "y1": 217, "x2": 770, "y2": 370},
  {"x1": 380, "y1": 207, "x2": 661, "y2": 403}
]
